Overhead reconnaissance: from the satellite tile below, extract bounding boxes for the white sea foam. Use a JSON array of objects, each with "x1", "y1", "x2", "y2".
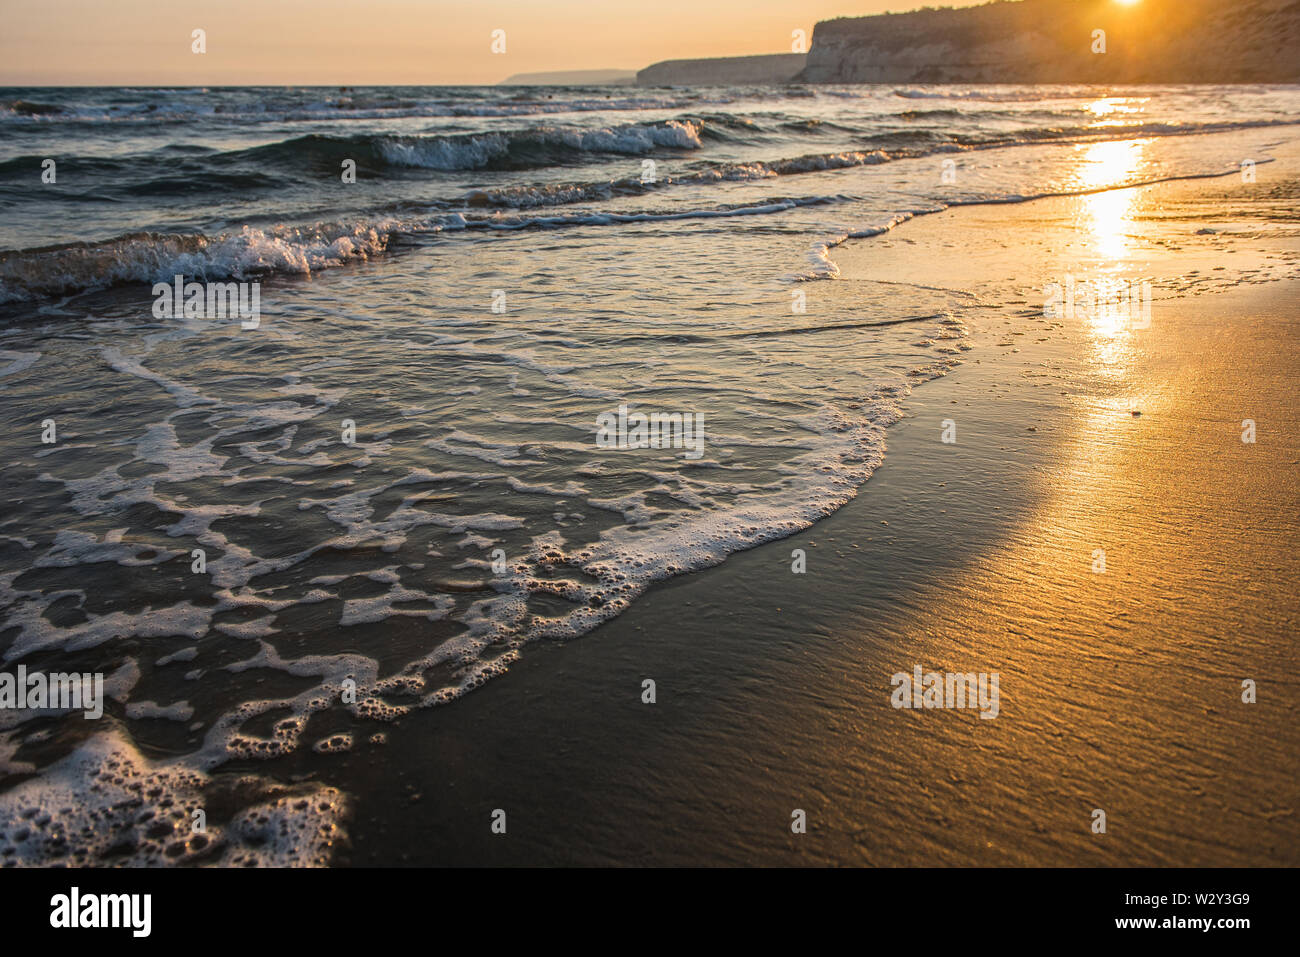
[{"x1": 0, "y1": 730, "x2": 346, "y2": 866}]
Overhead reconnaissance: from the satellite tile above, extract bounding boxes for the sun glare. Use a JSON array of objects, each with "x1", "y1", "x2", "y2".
[{"x1": 1076, "y1": 139, "x2": 1144, "y2": 270}]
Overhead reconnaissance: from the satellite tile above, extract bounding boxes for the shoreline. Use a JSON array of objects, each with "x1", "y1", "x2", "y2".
[
  {"x1": 1, "y1": 125, "x2": 1296, "y2": 868},
  {"x1": 323, "y1": 152, "x2": 1300, "y2": 866}
]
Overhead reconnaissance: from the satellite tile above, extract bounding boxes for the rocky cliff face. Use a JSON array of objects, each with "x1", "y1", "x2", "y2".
[{"x1": 800, "y1": 0, "x2": 1300, "y2": 84}]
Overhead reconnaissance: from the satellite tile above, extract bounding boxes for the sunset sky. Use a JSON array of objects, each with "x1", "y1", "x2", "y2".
[{"x1": 0, "y1": 0, "x2": 983, "y2": 86}]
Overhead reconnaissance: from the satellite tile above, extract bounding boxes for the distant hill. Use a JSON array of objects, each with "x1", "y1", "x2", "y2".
[
  {"x1": 636, "y1": 53, "x2": 806, "y2": 86},
  {"x1": 498, "y1": 69, "x2": 636, "y2": 86},
  {"x1": 800, "y1": 0, "x2": 1300, "y2": 84}
]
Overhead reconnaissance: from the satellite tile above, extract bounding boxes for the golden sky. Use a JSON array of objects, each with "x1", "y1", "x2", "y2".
[{"x1": 0, "y1": 0, "x2": 982, "y2": 86}]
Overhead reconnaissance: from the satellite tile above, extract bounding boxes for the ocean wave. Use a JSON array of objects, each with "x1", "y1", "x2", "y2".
[
  {"x1": 226, "y1": 120, "x2": 704, "y2": 172},
  {"x1": 456, "y1": 150, "x2": 887, "y2": 208},
  {"x1": 0, "y1": 99, "x2": 66, "y2": 117},
  {"x1": 0, "y1": 93, "x2": 724, "y2": 125},
  {"x1": 0, "y1": 222, "x2": 400, "y2": 304},
  {"x1": 448, "y1": 115, "x2": 1290, "y2": 211},
  {"x1": 0, "y1": 197, "x2": 839, "y2": 303},
  {"x1": 2, "y1": 123, "x2": 1281, "y2": 305},
  {"x1": 892, "y1": 86, "x2": 1120, "y2": 101},
  {"x1": 7, "y1": 112, "x2": 1282, "y2": 198}
]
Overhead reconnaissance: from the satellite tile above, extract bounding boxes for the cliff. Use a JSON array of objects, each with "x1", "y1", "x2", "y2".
[
  {"x1": 637, "y1": 53, "x2": 806, "y2": 86},
  {"x1": 498, "y1": 69, "x2": 636, "y2": 86},
  {"x1": 799, "y1": 0, "x2": 1300, "y2": 84}
]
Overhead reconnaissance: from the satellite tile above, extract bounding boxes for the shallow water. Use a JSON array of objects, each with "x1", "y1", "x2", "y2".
[{"x1": 0, "y1": 83, "x2": 1297, "y2": 865}]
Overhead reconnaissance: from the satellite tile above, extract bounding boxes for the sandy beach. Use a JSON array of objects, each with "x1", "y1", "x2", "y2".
[
  {"x1": 1, "y1": 81, "x2": 1296, "y2": 875},
  {"x1": 325, "y1": 144, "x2": 1300, "y2": 867}
]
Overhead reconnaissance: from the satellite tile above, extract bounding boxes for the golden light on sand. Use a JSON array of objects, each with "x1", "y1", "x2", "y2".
[
  {"x1": 1076, "y1": 139, "x2": 1144, "y2": 260},
  {"x1": 1064, "y1": 139, "x2": 1152, "y2": 353},
  {"x1": 1085, "y1": 188, "x2": 1135, "y2": 260},
  {"x1": 1086, "y1": 275, "x2": 1142, "y2": 344}
]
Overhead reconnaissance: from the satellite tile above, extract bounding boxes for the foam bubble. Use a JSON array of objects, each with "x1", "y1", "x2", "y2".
[{"x1": 0, "y1": 730, "x2": 346, "y2": 867}]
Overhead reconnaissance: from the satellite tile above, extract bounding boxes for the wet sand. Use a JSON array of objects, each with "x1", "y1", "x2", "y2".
[{"x1": 325, "y1": 152, "x2": 1300, "y2": 866}]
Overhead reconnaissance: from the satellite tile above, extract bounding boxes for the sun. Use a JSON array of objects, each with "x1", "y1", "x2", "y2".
[{"x1": 1114, "y1": 0, "x2": 1141, "y2": 6}]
